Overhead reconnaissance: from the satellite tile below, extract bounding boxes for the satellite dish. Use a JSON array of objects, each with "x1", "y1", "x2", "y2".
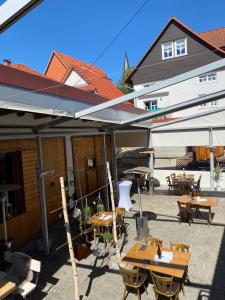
[{"x1": 0, "y1": 0, "x2": 43, "y2": 32}]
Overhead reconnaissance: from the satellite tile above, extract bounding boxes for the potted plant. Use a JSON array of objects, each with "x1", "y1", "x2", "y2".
[
  {"x1": 96, "y1": 192, "x2": 105, "y2": 214},
  {"x1": 214, "y1": 163, "x2": 224, "y2": 191},
  {"x1": 82, "y1": 198, "x2": 92, "y2": 221},
  {"x1": 82, "y1": 205, "x2": 92, "y2": 221},
  {"x1": 102, "y1": 231, "x2": 113, "y2": 244}
]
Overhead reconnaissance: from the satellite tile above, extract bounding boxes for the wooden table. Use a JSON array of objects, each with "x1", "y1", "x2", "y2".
[
  {"x1": 87, "y1": 211, "x2": 114, "y2": 227},
  {"x1": 180, "y1": 195, "x2": 219, "y2": 224},
  {"x1": 0, "y1": 278, "x2": 16, "y2": 299},
  {"x1": 122, "y1": 242, "x2": 191, "y2": 279}
]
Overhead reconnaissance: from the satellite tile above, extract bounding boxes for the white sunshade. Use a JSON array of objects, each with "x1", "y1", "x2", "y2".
[{"x1": 151, "y1": 106, "x2": 225, "y2": 147}]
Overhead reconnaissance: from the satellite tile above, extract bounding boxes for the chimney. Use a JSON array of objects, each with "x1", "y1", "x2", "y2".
[{"x1": 3, "y1": 58, "x2": 12, "y2": 66}]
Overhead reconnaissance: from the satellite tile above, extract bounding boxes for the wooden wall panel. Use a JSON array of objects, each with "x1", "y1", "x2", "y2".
[
  {"x1": 42, "y1": 137, "x2": 66, "y2": 224},
  {"x1": 73, "y1": 135, "x2": 111, "y2": 199},
  {"x1": 0, "y1": 137, "x2": 67, "y2": 248}
]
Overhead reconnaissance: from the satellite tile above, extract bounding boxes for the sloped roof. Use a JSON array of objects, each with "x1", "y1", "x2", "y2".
[
  {"x1": 199, "y1": 27, "x2": 225, "y2": 49},
  {"x1": 10, "y1": 63, "x2": 44, "y2": 77},
  {"x1": 125, "y1": 16, "x2": 225, "y2": 83},
  {"x1": 0, "y1": 63, "x2": 143, "y2": 115},
  {"x1": 46, "y1": 50, "x2": 124, "y2": 100}
]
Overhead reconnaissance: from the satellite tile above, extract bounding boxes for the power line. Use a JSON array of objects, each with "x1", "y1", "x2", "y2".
[{"x1": 0, "y1": 47, "x2": 223, "y2": 104}]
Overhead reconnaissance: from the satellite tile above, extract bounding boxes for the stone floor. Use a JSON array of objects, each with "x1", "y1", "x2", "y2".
[{"x1": 21, "y1": 192, "x2": 225, "y2": 299}]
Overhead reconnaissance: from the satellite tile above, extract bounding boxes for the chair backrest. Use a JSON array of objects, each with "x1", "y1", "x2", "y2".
[
  {"x1": 116, "y1": 207, "x2": 125, "y2": 219},
  {"x1": 118, "y1": 264, "x2": 140, "y2": 287},
  {"x1": 189, "y1": 191, "x2": 202, "y2": 197},
  {"x1": 94, "y1": 223, "x2": 105, "y2": 236},
  {"x1": 197, "y1": 175, "x2": 202, "y2": 188},
  {"x1": 166, "y1": 176, "x2": 171, "y2": 185},
  {"x1": 151, "y1": 271, "x2": 173, "y2": 294},
  {"x1": 146, "y1": 236, "x2": 162, "y2": 247},
  {"x1": 170, "y1": 173, "x2": 176, "y2": 180},
  {"x1": 170, "y1": 242, "x2": 189, "y2": 253}
]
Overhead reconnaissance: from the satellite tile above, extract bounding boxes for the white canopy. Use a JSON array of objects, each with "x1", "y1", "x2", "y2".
[{"x1": 151, "y1": 106, "x2": 225, "y2": 147}]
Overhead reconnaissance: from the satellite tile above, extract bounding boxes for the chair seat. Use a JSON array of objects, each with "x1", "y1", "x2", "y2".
[
  {"x1": 154, "y1": 281, "x2": 180, "y2": 296},
  {"x1": 18, "y1": 281, "x2": 36, "y2": 297}
]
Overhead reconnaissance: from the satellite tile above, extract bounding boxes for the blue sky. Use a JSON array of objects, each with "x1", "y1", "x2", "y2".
[{"x1": 0, "y1": 0, "x2": 225, "y2": 83}]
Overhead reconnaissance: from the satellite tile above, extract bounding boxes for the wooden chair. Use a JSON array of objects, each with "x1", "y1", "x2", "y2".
[
  {"x1": 93, "y1": 222, "x2": 105, "y2": 242},
  {"x1": 116, "y1": 207, "x2": 126, "y2": 238},
  {"x1": 170, "y1": 242, "x2": 190, "y2": 295},
  {"x1": 150, "y1": 271, "x2": 181, "y2": 300},
  {"x1": 193, "y1": 175, "x2": 202, "y2": 192},
  {"x1": 170, "y1": 242, "x2": 189, "y2": 253},
  {"x1": 170, "y1": 173, "x2": 176, "y2": 181},
  {"x1": 166, "y1": 176, "x2": 176, "y2": 194},
  {"x1": 118, "y1": 264, "x2": 148, "y2": 300},
  {"x1": 145, "y1": 236, "x2": 163, "y2": 247},
  {"x1": 189, "y1": 191, "x2": 203, "y2": 217},
  {"x1": 177, "y1": 201, "x2": 193, "y2": 225}
]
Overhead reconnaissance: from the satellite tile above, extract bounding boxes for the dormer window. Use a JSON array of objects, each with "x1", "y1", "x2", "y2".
[
  {"x1": 162, "y1": 38, "x2": 187, "y2": 60},
  {"x1": 175, "y1": 39, "x2": 187, "y2": 57},
  {"x1": 162, "y1": 42, "x2": 174, "y2": 59}
]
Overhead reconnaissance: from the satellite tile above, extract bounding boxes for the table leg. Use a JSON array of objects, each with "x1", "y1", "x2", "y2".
[{"x1": 208, "y1": 208, "x2": 212, "y2": 225}]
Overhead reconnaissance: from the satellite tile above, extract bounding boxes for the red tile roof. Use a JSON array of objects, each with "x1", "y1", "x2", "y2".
[
  {"x1": 9, "y1": 63, "x2": 45, "y2": 77},
  {"x1": 47, "y1": 51, "x2": 124, "y2": 100},
  {"x1": 0, "y1": 64, "x2": 144, "y2": 116},
  {"x1": 199, "y1": 27, "x2": 225, "y2": 49}
]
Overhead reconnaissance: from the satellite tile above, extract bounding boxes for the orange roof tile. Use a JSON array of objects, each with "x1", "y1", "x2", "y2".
[
  {"x1": 199, "y1": 27, "x2": 225, "y2": 49},
  {"x1": 52, "y1": 51, "x2": 124, "y2": 100},
  {"x1": 9, "y1": 63, "x2": 45, "y2": 77}
]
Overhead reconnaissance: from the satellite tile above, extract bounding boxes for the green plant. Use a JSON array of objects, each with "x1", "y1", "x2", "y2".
[
  {"x1": 214, "y1": 163, "x2": 224, "y2": 185},
  {"x1": 82, "y1": 206, "x2": 92, "y2": 220},
  {"x1": 97, "y1": 203, "x2": 105, "y2": 212},
  {"x1": 102, "y1": 231, "x2": 113, "y2": 243}
]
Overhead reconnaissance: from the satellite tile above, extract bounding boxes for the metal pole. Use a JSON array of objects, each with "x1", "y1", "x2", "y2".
[
  {"x1": 147, "y1": 129, "x2": 154, "y2": 195},
  {"x1": 65, "y1": 135, "x2": 75, "y2": 207},
  {"x1": 110, "y1": 131, "x2": 118, "y2": 181},
  {"x1": 101, "y1": 134, "x2": 109, "y2": 210},
  {"x1": 36, "y1": 135, "x2": 50, "y2": 255},
  {"x1": 209, "y1": 128, "x2": 215, "y2": 190}
]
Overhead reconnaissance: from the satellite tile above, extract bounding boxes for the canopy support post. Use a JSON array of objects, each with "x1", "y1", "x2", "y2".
[
  {"x1": 209, "y1": 128, "x2": 215, "y2": 190},
  {"x1": 36, "y1": 135, "x2": 50, "y2": 255},
  {"x1": 110, "y1": 131, "x2": 118, "y2": 181},
  {"x1": 148, "y1": 129, "x2": 154, "y2": 195},
  {"x1": 65, "y1": 135, "x2": 75, "y2": 205},
  {"x1": 102, "y1": 133, "x2": 109, "y2": 210}
]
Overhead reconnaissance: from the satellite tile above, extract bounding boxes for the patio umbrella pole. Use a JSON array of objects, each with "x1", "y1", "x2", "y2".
[
  {"x1": 137, "y1": 177, "x2": 143, "y2": 219},
  {"x1": 106, "y1": 162, "x2": 120, "y2": 258},
  {"x1": 60, "y1": 177, "x2": 80, "y2": 300}
]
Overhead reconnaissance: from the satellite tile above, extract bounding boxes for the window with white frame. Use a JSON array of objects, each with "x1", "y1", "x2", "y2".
[
  {"x1": 175, "y1": 39, "x2": 187, "y2": 57},
  {"x1": 162, "y1": 42, "x2": 174, "y2": 59},
  {"x1": 162, "y1": 38, "x2": 187, "y2": 60},
  {"x1": 144, "y1": 99, "x2": 158, "y2": 111},
  {"x1": 198, "y1": 73, "x2": 217, "y2": 84},
  {"x1": 210, "y1": 100, "x2": 217, "y2": 107}
]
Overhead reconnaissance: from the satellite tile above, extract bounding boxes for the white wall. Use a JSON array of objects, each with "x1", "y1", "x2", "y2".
[
  {"x1": 154, "y1": 169, "x2": 225, "y2": 189},
  {"x1": 65, "y1": 70, "x2": 88, "y2": 87},
  {"x1": 134, "y1": 69, "x2": 225, "y2": 117}
]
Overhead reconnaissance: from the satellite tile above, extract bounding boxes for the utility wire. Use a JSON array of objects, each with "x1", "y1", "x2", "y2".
[{"x1": 1, "y1": 47, "x2": 223, "y2": 105}]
